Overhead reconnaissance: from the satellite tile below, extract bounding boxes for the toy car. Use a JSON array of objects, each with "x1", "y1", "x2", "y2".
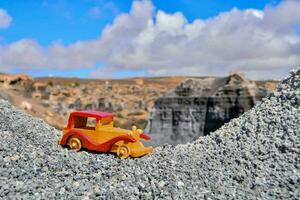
[{"x1": 58, "y1": 111, "x2": 153, "y2": 159}]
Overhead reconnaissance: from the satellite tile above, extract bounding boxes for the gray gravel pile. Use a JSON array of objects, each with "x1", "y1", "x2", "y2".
[{"x1": 0, "y1": 69, "x2": 299, "y2": 199}]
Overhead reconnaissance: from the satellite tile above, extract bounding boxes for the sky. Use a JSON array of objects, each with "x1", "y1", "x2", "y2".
[{"x1": 0, "y1": 0, "x2": 299, "y2": 80}]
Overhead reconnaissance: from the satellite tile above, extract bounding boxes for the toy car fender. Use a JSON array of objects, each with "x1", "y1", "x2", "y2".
[{"x1": 59, "y1": 129, "x2": 137, "y2": 152}]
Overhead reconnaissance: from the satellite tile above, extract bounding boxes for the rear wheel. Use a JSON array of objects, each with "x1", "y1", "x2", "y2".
[
  {"x1": 117, "y1": 144, "x2": 131, "y2": 159},
  {"x1": 68, "y1": 137, "x2": 82, "y2": 151}
]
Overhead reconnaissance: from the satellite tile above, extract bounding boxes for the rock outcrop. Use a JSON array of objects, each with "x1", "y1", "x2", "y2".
[
  {"x1": 145, "y1": 72, "x2": 272, "y2": 146},
  {"x1": 0, "y1": 73, "x2": 33, "y2": 86}
]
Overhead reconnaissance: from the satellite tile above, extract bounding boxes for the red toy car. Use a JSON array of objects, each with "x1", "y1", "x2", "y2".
[{"x1": 58, "y1": 111, "x2": 153, "y2": 158}]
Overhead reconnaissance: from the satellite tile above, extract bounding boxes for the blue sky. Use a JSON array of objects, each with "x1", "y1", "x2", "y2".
[
  {"x1": 1, "y1": 0, "x2": 279, "y2": 46},
  {"x1": 0, "y1": 0, "x2": 298, "y2": 79}
]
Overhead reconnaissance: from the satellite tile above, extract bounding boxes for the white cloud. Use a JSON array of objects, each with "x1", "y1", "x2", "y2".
[
  {"x1": 0, "y1": 8, "x2": 12, "y2": 28},
  {"x1": 0, "y1": 39, "x2": 46, "y2": 68},
  {"x1": 1, "y1": 0, "x2": 300, "y2": 79}
]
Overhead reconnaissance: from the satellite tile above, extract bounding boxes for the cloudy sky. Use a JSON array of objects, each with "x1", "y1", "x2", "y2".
[{"x1": 0, "y1": 0, "x2": 299, "y2": 79}]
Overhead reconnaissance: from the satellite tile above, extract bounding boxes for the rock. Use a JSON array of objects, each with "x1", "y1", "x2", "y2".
[
  {"x1": 145, "y1": 73, "x2": 271, "y2": 146},
  {"x1": 0, "y1": 91, "x2": 10, "y2": 101},
  {"x1": 69, "y1": 98, "x2": 82, "y2": 110},
  {"x1": 31, "y1": 82, "x2": 50, "y2": 100},
  {"x1": 61, "y1": 90, "x2": 72, "y2": 97},
  {"x1": 0, "y1": 73, "x2": 33, "y2": 85},
  {"x1": 84, "y1": 103, "x2": 96, "y2": 110},
  {"x1": 98, "y1": 98, "x2": 106, "y2": 110},
  {"x1": 53, "y1": 102, "x2": 68, "y2": 115},
  {"x1": 135, "y1": 78, "x2": 144, "y2": 86},
  {"x1": 105, "y1": 81, "x2": 112, "y2": 91},
  {"x1": 20, "y1": 101, "x2": 32, "y2": 111}
]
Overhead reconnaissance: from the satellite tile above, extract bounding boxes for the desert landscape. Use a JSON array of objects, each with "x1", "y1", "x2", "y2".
[
  {"x1": 0, "y1": 73, "x2": 187, "y2": 130},
  {"x1": 1, "y1": 0, "x2": 299, "y2": 199},
  {"x1": 0, "y1": 72, "x2": 279, "y2": 145},
  {"x1": 0, "y1": 68, "x2": 298, "y2": 199}
]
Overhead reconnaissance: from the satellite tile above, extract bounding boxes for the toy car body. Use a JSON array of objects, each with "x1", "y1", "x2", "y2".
[{"x1": 58, "y1": 111, "x2": 153, "y2": 158}]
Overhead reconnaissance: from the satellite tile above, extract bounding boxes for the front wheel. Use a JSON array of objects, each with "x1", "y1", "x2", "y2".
[
  {"x1": 68, "y1": 137, "x2": 82, "y2": 151},
  {"x1": 117, "y1": 144, "x2": 131, "y2": 159}
]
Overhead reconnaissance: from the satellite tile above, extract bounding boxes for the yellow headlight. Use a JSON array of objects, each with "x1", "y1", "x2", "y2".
[{"x1": 132, "y1": 126, "x2": 137, "y2": 132}]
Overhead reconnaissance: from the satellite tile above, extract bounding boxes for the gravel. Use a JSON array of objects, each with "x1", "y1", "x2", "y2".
[{"x1": 0, "y1": 68, "x2": 299, "y2": 199}]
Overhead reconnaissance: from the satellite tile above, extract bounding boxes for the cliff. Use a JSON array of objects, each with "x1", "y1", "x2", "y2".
[{"x1": 145, "y1": 72, "x2": 273, "y2": 146}]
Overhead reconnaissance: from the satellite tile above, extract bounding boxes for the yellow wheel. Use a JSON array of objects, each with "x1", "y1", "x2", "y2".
[
  {"x1": 68, "y1": 137, "x2": 82, "y2": 151},
  {"x1": 117, "y1": 145, "x2": 131, "y2": 159}
]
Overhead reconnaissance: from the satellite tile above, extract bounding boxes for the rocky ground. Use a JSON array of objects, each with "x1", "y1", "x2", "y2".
[{"x1": 0, "y1": 68, "x2": 298, "y2": 199}]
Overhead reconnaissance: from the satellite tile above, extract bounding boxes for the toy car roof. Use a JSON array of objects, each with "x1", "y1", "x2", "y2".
[{"x1": 69, "y1": 111, "x2": 115, "y2": 119}]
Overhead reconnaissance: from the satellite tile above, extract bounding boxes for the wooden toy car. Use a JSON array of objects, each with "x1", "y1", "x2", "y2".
[{"x1": 58, "y1": 111, "x2": 153, "y2": 158}]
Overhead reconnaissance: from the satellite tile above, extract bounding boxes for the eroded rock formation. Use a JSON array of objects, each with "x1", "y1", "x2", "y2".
[{"x1": 145, "y1": 72, "x2": 272, "y2": 146}]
